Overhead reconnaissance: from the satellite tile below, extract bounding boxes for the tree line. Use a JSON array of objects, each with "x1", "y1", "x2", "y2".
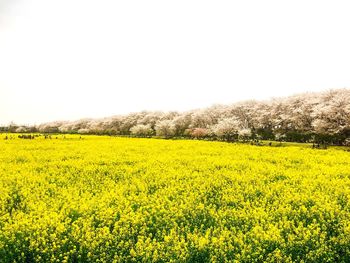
[{"x1": 2, "y1": 89, "x2": 350, "y2": 145}]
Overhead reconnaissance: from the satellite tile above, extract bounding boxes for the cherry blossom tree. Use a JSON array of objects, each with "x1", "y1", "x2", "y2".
[
  {"x1": 212, "y1": 117, "x2": 241, "y2": 141},
  {"x1": 130, "y1": 124, "x2": 153, "y2": 137},
  {"x1": 16, "y1": 88, "x2": 349, "y2": 144},
  {"x1": 155, "y1": 120, "x2": 176, "y2": 138}
]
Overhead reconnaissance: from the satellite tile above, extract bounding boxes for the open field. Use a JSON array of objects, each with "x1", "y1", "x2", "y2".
[{"x1": 1, "y1": 135, "x2": 350, "y2": 262}]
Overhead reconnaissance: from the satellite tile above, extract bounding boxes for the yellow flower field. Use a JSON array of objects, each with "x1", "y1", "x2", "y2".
[{"x1": 1, "y1": 135, "x2": 350, "y2": 262}]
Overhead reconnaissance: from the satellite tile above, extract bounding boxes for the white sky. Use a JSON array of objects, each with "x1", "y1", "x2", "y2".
[{"x1": 1, "y1": 0, "x2": 350, "y2": 125}]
